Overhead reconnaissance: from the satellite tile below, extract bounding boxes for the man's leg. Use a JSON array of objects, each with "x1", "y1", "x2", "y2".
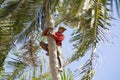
[
  {"x1": 57, "y1": 46, "x2": 63, "y2": 72},
  {"x1": 57, "y1": 56, "x2": 62, "y2": 68},
  {"x1": 39, "y1": 41, "x2": 49, "y2": 56}
]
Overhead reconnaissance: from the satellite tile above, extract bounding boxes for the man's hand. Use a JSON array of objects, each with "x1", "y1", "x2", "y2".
[
  {"x1": 49, "y1": 32, "x2": 54, "y2": 35},
  {"x1": 42, "y1": 26, "x2": 54, "y2": 36},
  {"x1": 49, "y1": 32, "x2": 55, "y2": 37}
]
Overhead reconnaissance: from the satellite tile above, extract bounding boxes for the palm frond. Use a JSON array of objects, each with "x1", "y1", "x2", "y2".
[
  {"x1": 74, "y1": 46, "x2": 96, "y2": 80},
  {"x1": 0, "y1": 0, "x2": 5, "y2": 4},
  {"x1": 7, "y1": 63, "x2": 26, "y2": 80},
  {"x1": 0, "y1": 21, "x2": 14, "y2": 70},
  {"x1": 60, "y1": 69, "x2": 74, "y2": 80},
  {"x1": 13, "y1": 0, "x2": 45, "y2": 44},
  {"x1": 3, "y1": 59, "x2": 26, "y2": 80},
  {"x1": 109, "y1": 0, "x2": 120, "y2": 16},
  {"x1": 0, "y1": 0, "x2": 21, "y2": 19},
  {"x1": 14, "y1": 20, "x2": 35, "y2": 43},
  {"x1": 75, "y1": 0, "x2": 85, "y2": 17},
  {"x1": 0, "y1": 0, "x2": 43, "y2": 70},
  {"x1": 66, "y1": 0, "x2": 112, "y2": 64},
  {"x1": 3, "y1": 50, "x2": 49, "y2": 80},
  {"x1": 81, "y1": 68, "x2": 95, "y2": 80},
  {"x1": 50, "y1": 0, "x2": 59, "y2": 13}
]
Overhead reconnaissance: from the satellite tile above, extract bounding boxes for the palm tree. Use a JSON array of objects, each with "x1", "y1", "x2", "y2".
[{"x1": 0, "y1": 0, "x2": 120, "y2": 80}]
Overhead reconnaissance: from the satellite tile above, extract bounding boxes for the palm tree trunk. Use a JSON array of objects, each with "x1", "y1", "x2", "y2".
[
  {"x1": 47, "y1": 35, "x2": 61, "y2": 80},
  {"x1": 44, "y1": 0, "x2": 61, "y2": 80}
]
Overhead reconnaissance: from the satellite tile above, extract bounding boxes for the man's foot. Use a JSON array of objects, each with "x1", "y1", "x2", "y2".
[{"x1": 39, "y1": 41, "x2": 48, "y2": 51}]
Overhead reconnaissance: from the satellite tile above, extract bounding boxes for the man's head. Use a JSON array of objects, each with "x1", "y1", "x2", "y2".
[{"x1": 58, "y1": 26, "x2": 67, "y2": 33}]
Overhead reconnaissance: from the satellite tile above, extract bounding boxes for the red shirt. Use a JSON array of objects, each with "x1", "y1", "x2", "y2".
[
  {"x1": 52, "y1": 32, "x2": 64, "y2": 46},
  {"x1": 43, "y1": 30, "x2": 64, "y2": 46}
]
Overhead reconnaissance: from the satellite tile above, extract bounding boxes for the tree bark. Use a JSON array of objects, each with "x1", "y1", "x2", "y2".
[
  {"x1": 44, "y1": 0, "x2": 61, "y2": 80},
  {"x1": 47, "y1": 35, "x2": 61, "y2": 80}
]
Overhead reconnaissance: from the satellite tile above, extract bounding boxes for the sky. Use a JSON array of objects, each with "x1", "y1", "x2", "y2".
[{"x1": 62, "y1": 13, "x2": 120, "y2": 80}]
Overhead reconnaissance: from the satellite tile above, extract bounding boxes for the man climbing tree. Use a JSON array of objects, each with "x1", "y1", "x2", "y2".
[{"x1": 40, "y1": 26, "x2": 66, "y2": 72}]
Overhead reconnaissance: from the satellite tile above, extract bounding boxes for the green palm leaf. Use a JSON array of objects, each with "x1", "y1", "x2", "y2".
[{"x1": 0, "y1": 0, "x2": 21, "y2": 19}]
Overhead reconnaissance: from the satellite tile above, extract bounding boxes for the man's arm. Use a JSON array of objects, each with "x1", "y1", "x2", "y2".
[
  {"x1": 42, "y1": 26, "x2": 53, "y2": 36},
  {"x1": 51, "y1": 33, "x2": 64, "y2": 41}
]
